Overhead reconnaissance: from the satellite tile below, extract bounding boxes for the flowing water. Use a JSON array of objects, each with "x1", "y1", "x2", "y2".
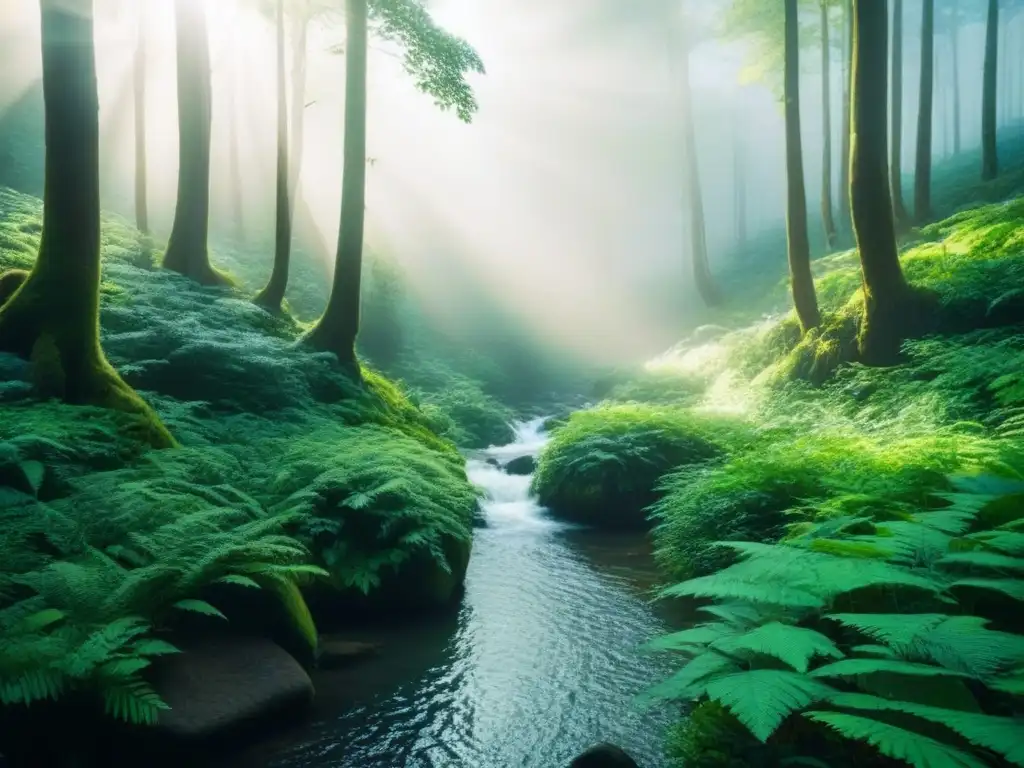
[{"x1": 244, "y1": 419, "x2": 678, "y2": 768}]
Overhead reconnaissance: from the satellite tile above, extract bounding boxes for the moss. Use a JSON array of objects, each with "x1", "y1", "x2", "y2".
[{"x1": 532, "y1": 404, "x2": 739, "y2": 529}]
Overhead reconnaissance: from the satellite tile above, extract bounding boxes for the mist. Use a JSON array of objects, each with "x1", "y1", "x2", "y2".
[{"x1": 0, "y1": 0, "x2": 1020, "y2": 366}]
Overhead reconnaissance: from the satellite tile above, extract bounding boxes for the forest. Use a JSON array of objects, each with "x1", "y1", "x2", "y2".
[{"x1": 0, "y1": 0, "x2": 1023, "y2": 766}]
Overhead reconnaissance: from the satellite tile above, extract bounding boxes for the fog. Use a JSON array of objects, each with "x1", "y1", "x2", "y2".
[{"x1": 0, "y1": 0, "x2": 1019, "y2": 365}]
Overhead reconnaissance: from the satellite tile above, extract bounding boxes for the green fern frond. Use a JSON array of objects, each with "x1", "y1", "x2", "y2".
[
  {"x1": 712, "y1": 622, "x2": 844, "y2": 673},
  {"x1": 171, "y1": 599, "x2": 226, "y2": 619},
  {"x1": 811, "y1": 658, "x2": 975, "y2": 682},
  {"x1": 804, "y1": 710, "x2": 989, "y2": 768},
  {"x1": 641, "y1": 652, "x2": 740, "y2": 706},
  {"x1": 938, "y1": 551, "x2": 1024, "y2": 572},
  {"x1": 102, "y1": 678, "x2": 170, "y2": 725},
  {"x1": 949, "y1": 578, "x2": 1024, "y2": 601},
  {"x1": 705, "y1": 670, "x2": 837, "y2": 742},
  {"x1": 827, "y1": 692, "x2": 1024, "y2": 766}
]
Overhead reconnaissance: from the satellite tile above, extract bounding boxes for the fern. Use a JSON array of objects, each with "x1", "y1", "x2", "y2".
[{"x1": 704, "y1": 670, "x2": 836, "y2": 742}]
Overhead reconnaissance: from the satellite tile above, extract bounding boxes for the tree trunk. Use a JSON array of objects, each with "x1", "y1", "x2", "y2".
[
  {"x1": 851, "y1": 0, "x2": 910, "y2": 365},
  {"x1": 819, "y1": 0, "x2": 837, "y2": 252},
  {"x1": 950, "y1": 3, "x2": 961, "y2": 155},
  {"x1": 786, "y1": 0, "x2": 821, "y2": 332},
  {"x1": 839, "y1": 0, "x2": 853, "y2": 236},
  {"x1": 914, "y1": 0, "x2": 934, "y2": 223},
  {"x1": 254, "y1": 0, "x2": 292, "y2": 313},
  {"x1": 733, "y1": 118, "x2": 747, "y2": 249},
  {"x1": 890, "y1": 0, "x2": 909, "y2": 227},
  {"x1": 288, "y1": 4, "x2": 308, "y2": 220},
  {"x1": 0, "y1": 0, "x2": 172, "y2": 447},
  {"x1": 163, "y1": 0, "x2": 226, "y2": 285},
  {"x1": 679, "y1": 23, "x2": 720, "y2": 307},
  {"x1": 302, "y1": 0, "x2": 368, "y2": 369},
  {"x1": 982, "y1": 0, "x2": 999, "y2": 181},
  {"x1": 133, "y1": 5, "x2": 148, "y2": 236}
]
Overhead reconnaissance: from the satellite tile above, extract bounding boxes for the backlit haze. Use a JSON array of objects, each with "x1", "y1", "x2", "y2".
[{"x1": 0, "y1": 0, "x2": 1002, "y2": 365}]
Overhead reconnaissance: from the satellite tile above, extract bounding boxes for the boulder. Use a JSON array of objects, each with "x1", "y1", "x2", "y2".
[
  {"x1": 150, "y1": 636, "x2": 314, "y2": 747},
  {"x1": 317, "y1": 638, "x2": 380, "y2": 669},
  {"x1": 504, "y1": 454, "x2": 536, "y2": 476},
  {"x1": 569, "y1": 743, "x2": 641, "y2": 767}
]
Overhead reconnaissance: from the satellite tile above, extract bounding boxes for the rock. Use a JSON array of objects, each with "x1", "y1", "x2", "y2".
[
  {"x1": 317, "y1": 638, "x2": 380, "y2": 669},
  {"x1": 569, "y1": 742, "x2": 641, "y2": 767},
  {"x1": 486, "y1": 457, "x2": 500, "y2": 467},
  {"x1": 150, "y1": 637, "x2": 314, "y2": 746},
  {"x1": 504, "y1": 454, "x2": 536, "y2": 476}
]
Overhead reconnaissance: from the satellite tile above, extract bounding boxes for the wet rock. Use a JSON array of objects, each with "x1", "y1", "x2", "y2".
[
  {"x1": 317, "y1": 638, "x2": 380, "y2": 669},
  {"x1": 150, "y1": 636, "x2": 314, "y2": 746},
  {"x1": 504, "y1": 455, "x2": 536, "y2": 476},
  {"x1": 486, "y1": 457, "x2": 500, "y2": 467},
  {"x1": 569, "y1": 742, "x2": 641, "y2": 767}
]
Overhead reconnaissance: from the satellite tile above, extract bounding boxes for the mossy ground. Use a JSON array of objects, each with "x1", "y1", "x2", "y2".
[
  {"x1": 533, "y1": 137, "x2": 1024, "y2": 766},
  {"x1": 0, "y1": 185, "x2": 490, "y2": 741}
]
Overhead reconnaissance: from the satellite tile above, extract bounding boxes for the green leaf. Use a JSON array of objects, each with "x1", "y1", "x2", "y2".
[
  {"x1": 645, "y1": 622, "x2": 739, "y2": 652},
  {"x1": 704, "y1": 669, "x2": 836, "y2": 742},
  {"x1": 811, "y1": 658, "x2": 973, "y2": 681},
  {"x1": 804, "y1": 711, "x2": 991, "y2": 768},
  {"x1": 712, "y1": 622, "x2": 844, "y2": 673},
  {"x1": 172, "y1": 599, "x2": 226, "y2": 619},
  {"x1": 949, "y1": 578, "x2": 1024, "y2": 601},
  {"x1": 215, "y1": 574, "x2": 263, "y2": 590},
  {"x1": 938, "y1": 551, "x2": 1024, "y2": 572},
  {"x1": 641, "y1": 652, "x2": 739, "y2": 705},
  {"x1": 19, "y1": 608, "x2": 65, "y2": 632},
  {"x1": 828, "y1": 692, "x2": 1024, "y2": 766}
]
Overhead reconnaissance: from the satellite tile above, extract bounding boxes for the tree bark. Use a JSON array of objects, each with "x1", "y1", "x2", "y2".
[
  {"x1": 786, "y1": 0, "x2": 820, "y2": 333},
  {"x1": 163, "y1": 0, "x2": 227, "y2": 285},
  {"x1": 914, "y1": 0, "x2": 934, "y2": 223},
  {"x1": 302, "y1": 0, "x2": 368, "y2": 369},
  {"x1": 133, "y1": 5, "x2": 148, "y2": 236},
  {"x1": 255, "y1": 0, "x2": 292, "y2": 313},
  {"x1": 678, "y1": 22, "x2": 720, "y2": 307},
  {"x1": 839, "y1": 0, "x2": 853, "y2": 236},
  {"x1": 982, "y1": 0, "x2": 999, "y2": 181},
  {"x1": 819, "y1": 0, "x2": 837, "y2": 252},
  {"x1": 890, "y1": 0, "x2": 909, "y2": 228},
  {"x1": 0, "y1": 0, "x2": 172, "y2": 447},
  {"x1": 851, "y1": 0, "x2": 910, "y2": 365},
  {"x1": 950, "y1": 1, "x2": 961, "y2": 155}
]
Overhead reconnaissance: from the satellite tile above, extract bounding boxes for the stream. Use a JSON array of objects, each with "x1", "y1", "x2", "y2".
[{"x1": 243, "y1": 418, "x2": 678, "y2": 768}]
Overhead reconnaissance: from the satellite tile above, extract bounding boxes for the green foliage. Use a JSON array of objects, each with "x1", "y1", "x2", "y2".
[
  {"x1": 647, "y1": 478, "x2": 1024, "y2": 768},
  {"x1": 532, "y1": 405, "x2": 738, "y2": 529}
]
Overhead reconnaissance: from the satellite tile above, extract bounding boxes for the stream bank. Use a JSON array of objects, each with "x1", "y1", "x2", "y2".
[{"x1": 235, "y1": 419, "x2": 678, "y2": 768}]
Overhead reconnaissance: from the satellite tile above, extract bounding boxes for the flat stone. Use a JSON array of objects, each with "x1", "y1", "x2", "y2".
[
  {"x1": 569, "y1": 742, "x2": 641, "y2": 767},
  {"x1": 151, "y1": 636, "x2": 314, "y2": 744}
]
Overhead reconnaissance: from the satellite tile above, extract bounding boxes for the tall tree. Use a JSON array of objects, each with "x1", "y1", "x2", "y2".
[
  {"x1": 819, "y1": 0, "x2": 838, "y2": 251},
  {"x1": 851, "y1": 0, "x2": 911, "y2": 363},
  {"x1": 133, "y1": 3, "x2": 148, "y2": 236},
  {"x1": 981, "y1": 0, "x2": 999, "y2": 180},
  {"x1": 785, "y1": 0, "x2": 821, "y2": 332},
  {"x1": 890, "y1": 0, "x2": 909, "y2": 227},
  {"x1": 0, "y1": 0, "x2": 172, "y2": 447},
  {"x1": 254, "y1": 0, "x2": 292, "y2": 312},
  {"x1": 163, "y1": 0, "x2": 228, "y2": 285},
  {"x1": 302, "y1": 0, "x2": 485, "y2": 368},
  {"x1": 914, "y1": 0, "x2": 935, "y2": 223},
  {"x1": 839, "y1": 0, "x2": 853, "y2": 235},
  {"x1": 677, "y1": 13, "x2": 720, "y2": 307},
  {"x1": 948, "y1": 0, "x2": 961, "y2": 154}
]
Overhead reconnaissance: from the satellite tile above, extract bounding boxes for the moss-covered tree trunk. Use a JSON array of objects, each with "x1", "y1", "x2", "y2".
[
  {"x1": 914, "y1": 0, "x2": 934, "y2": 223},
  {"x1": 851, "y1": 0, "x2": 911, "y2": 365},
  {"x1": 302, "y1": 0, "x2": 368, "y2": 370},
  {"x1": 163, "y1": 0, "x2": 227, "y2": 285},
  {"x1": 786, "y1": 0, "x2": 821, "y2": 333},
  {"x1": 950, "y1": 3, "x2": 961, "y2": 155},
  {"x1": 254, "y1": 0, "x2": 292, "y2": 313},
  {"x1": 890, "y1": 0, "x2": 909, "y2": 228},
  {"x1": 0, "y1": 0, "x2": 173, "y2": 448},
  {"x1": 679, "y1": 23, "x2": 720, "y2": 308},
  {"x1": 839, "y1": 0, "x2": 853, "y2": 237},
  {"x1": 982, "y1": 0, "x2": 999, "y2": 181},
  {"x1": 133, "y1": 7, "x2": 149, "y2": 236},
  {"x1": 819, "y1": 0, "x2": 837, "y2": 252}
]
